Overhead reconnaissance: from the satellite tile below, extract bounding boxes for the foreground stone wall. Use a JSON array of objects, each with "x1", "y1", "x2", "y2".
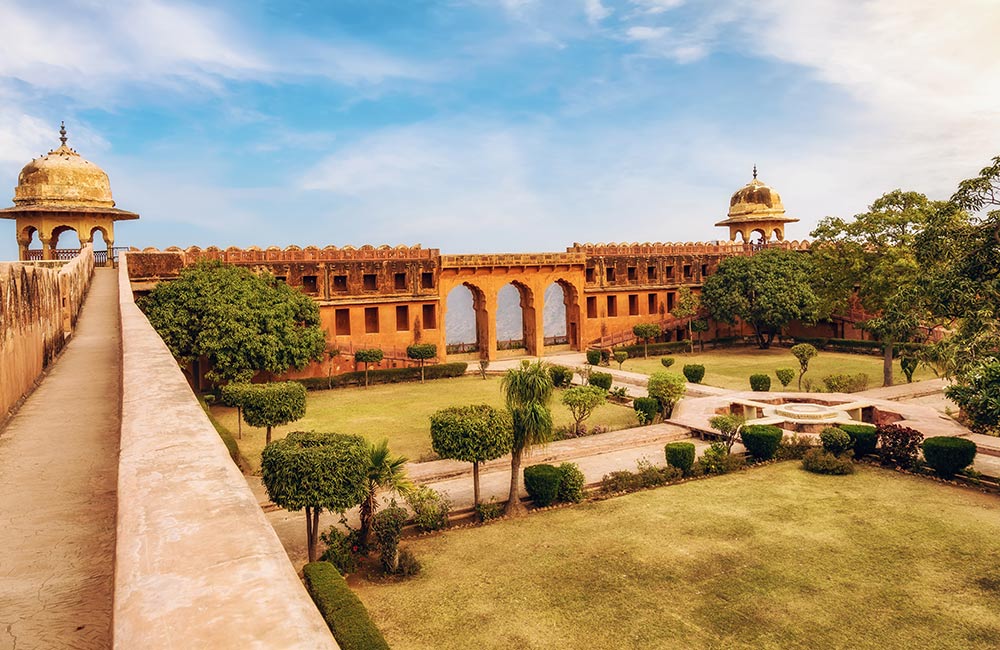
[
  {"x1": 114, "y1": 252, "x2": 337, "y2": 649},
  {"x1": 0, "y1": 244, "x2": 94, "y2": 418}
]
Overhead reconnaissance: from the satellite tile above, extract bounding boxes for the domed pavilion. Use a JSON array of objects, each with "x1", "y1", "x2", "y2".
[
  {"x1": 715, "y1": 166, "x2": 797, "y2": 242},
  {"x1": 1, "y1": 122, "x2": 138, "y2": 262}
]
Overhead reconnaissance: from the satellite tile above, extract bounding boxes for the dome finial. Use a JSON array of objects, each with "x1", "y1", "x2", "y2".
[
  {"x1": 59, "y1": 121, "x2": 67, "y2": 146},
  {"x1": 752, "y1": 164, "x2": 757, "y2": 180}
]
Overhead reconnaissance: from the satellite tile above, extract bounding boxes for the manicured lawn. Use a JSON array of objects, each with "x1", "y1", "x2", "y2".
[
  {"x1": 211, "y1": 375, "x2": 638, "y2": 472},
  {"x1": 353, "y1": 464, "x2": 1000, "y2": 650},
  {"x1": 620, "y1": 347, "x2": 936, "y2": 390}
]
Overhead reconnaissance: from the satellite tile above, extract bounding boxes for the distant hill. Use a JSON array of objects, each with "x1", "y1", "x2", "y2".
[{"x1": 446, "y1": 284, "x2": 567, "y2": 344}]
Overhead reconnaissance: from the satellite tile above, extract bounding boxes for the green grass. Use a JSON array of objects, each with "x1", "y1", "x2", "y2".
[
  {"x1": 211, "y1": 375, "x2": 638, "y2": 472},
  {"x1": 621, "y1": 348, "x2": 936, "y2": 390},
  {"x1": 353, "y1": 463, "x2": 1000, "y2": 650}
]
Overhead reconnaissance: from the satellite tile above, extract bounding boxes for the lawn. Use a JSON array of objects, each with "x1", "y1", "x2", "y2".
[
  {"x1": 620, "y1": 347, "x2": 936, "y2": 390},
  {"x1": 353, "y1": 464, "x2": 1000, "y2": 650},
  {"x1": 210, "y1": 375, "x2": 638, "y2": 472}
]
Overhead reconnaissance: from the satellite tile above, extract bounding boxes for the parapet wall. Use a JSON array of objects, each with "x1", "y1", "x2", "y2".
[
  {"x1": 568, "y1": 240, "x2": 811, "y2": 255},
  {"x1": 114, "y1": 252, "x2": 337, "y2": 649},
  {"x1": 0, "y1": 244, "x2": 94, "y2": 419}
]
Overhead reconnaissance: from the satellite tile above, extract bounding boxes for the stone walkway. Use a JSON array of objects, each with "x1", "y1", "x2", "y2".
[{"x1": 0, "y1": 268, "x2": 120, "y2": 650}]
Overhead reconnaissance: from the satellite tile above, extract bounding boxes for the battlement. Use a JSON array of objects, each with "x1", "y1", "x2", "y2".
[
  {"x1": 138, "y1": 244, "x2": 439, "y2": 263},
  {"x1": 568, "y1": 240, "x2": 811, "y2": 256},
  {"x1": 441, "y1": 252, "x2": 586, "y2": 269}
]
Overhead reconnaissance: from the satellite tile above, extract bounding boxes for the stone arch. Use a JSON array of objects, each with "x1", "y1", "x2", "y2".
[
  {"x1": 496, "y1": 281, "x2": 537, "y2": 356},
  {"x1": 543, "y1": 279, "x2": 581, "y2": 350},
  {"x1": 771, "y1": 228, "x2": 784, "y2": 241},
  {"x1": 445, "y1": 282, "x2": 489, "y2": 358}
]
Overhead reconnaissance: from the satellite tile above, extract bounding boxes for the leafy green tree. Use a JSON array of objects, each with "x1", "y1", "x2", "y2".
[
  {"x1": 501, "y1": 361, "x2": 554, "y2": 515},
  {"x1": 701, "y1": 248, "x2": 819, "y2": 349},
  {"x1": 354, "y1": 348, "x2": 384, "y2": 387},
  {"x1": 709, "y1": 414, "x2": 745, "y2": 453},
  {"x1": 220, "y1": 382, "x2": 249, "y2": 438},
  {"x1": 632, "y1": 323, "x2": 662, "y2": 358},
  {"x1": 261, "y1": 431, "x2": 368, "y2": 562},
  {"x1": 613, "y1": 350, "x2": 628, "y2": 369},
  {"x1": 691, "y1": 319, "x2": 709, "y2": 352},
  {"x1": 945, "y1": 359, "x2": 1000, "y2": 435},
  {"x1": 790, "y1": 343, "x2": 818, "y2": 391},
  {"x1": 406, "y1": 343, "x2": 437, "y2": 382},
  {"x1": 239, "y1": 381, "x2": 307, "y2": 445},
  {"x1": 561, "y1": 385, "x2": 607, "y2": 435},
  {"x1": 430, "y1": 405, "x2": 513, "y2": 506},
  {"x1": 671, "y1": 287, "x2": 701, "y2": 353},
  {"x1": 646, "y1": 371, "x2": 686, "y2": 418},
  {"x1": 811, "y1": 190, "x2": 945, "y2": 385},
  {"x1": 140, "y1": 260, "x2": 326, "y2": 384},
  {"x1": 358, "y1": 439, "x2": 413, "y2": 552}
]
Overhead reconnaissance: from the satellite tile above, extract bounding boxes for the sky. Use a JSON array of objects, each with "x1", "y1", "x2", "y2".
[{"x1": 1, "y1": 0, "x2": 998, "y2": 261}]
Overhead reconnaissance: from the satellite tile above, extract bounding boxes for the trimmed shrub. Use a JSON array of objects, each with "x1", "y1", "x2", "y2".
[
  {"x1": 557, "y1": 462, "x2": 586, "y2": 503},
  {"x1": 372, "y1": 503, "x2": 408, "y2": 574},
  {"x1": 601, "y1": 460, "x2": 682, "y2": 494},
  {"x1": 740, "y1": 425, "x2": 783, "y2": 461},
  {"x1": 633, "y1": 397, "x2": 660, "y2": 425},
  {"x1": 647, "y1": 372, "x2": 687, "y2": 418},
  {"x1": 775, "y1": 433, "x2": 818, "y2": 460},
  {"x1": 613, "y1": 341, "x2": 690, "y2": 359},
  {"x1": 665, "y1": 441, "x2": 696, "y2": 475},
  {"x1": 922, "y1": 437, "x2": 977, "y2": 478},
  {"x1": 661, "y1": 357, "x2": 675, "y2": 368},
  {"x1": 406, "y1": 343, "x2": 437, "y2": 382},
  {"x1": 802, "y1": 448, "x2": 855, "y2": 475},
  {"x1": 549, "y1": 365, "x2": 574, "y2": 388},
  {"x1": 698, "y1": 442, "x2": 746, "y2": 474},
  {"x1": 877, "y1": 424, "x2": 924, "y2": 469},
  {"x1": 749, "y1": 373, "x2": 771, "y2": 392},
  {"x1": 586, "y1": 349, "x2": 602, "y2": 366},
  {"x1": 405, "y1": 486, "x2": 450, "y2": 531},
  {"x1": 296, "y1": 363, "x2": 467, "y2": 390},
  {"x1": 613, "y1": 350, "x2": 629, "y2": 369},
  {"x1": 822, "y1": 373, "x2": 870, "y2": 393},
  {"x1": 601, "y1": 470, "x2": 640, "y2": 494},
  {"x1": 239, "y1": 381, "x2": 307, "y2": 444},
  {"x1": 524, "y1": 464, "x2": 562, "y2": 507},
  {"x1": 837, "y1": 424, "x2": 878, "y2": 458},
  {"x1": 475, "y1": 498, "x2": 504, "y2": 522},
  {"x1": 682, "y1": 364, "x2": 705, "y2": 384},
  {"x1": 775, "y1": 367, "x2": 795, "y2": 388},
  {"x1": 820, "y1": 427, "x2": 853, "y2": 456},
  {"x1": 302, "y1": 562, "x2": 389, "y2": 650},
  {"x1": 588, "y1": 371, "x2": 613, "y2": 391}
]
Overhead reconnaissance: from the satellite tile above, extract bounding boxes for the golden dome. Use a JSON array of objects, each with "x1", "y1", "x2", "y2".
[
  {"x1": 727, "y1": 169, "x2": 785, "y2": 219},
  {"x1": 12, "y1": 124, "x2": 115, "y2": 210}
]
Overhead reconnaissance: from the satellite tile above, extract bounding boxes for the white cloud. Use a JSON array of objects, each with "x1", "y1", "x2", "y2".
[
  {"x1": 583, "y1": 0, "x2": 612, "y2": 24},
  {"x1": 625, "y1": 25, "x2": 670, "y2": 41},
  {"x1": 630, "y1": 0, "x2": 685, "y2": 14}
]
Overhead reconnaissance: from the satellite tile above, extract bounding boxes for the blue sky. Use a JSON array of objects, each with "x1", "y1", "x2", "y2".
[{"x1": 1, "y1": 0, "x2": 998, "y2": 260}]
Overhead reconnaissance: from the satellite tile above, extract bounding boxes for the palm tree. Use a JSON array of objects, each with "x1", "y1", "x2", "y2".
[
  {"x1": 358, "y1": 439, "x2": 413, "y2": 551},
  {"x1": 501, "y1": 360, "x2": 554, "y2": 515}
]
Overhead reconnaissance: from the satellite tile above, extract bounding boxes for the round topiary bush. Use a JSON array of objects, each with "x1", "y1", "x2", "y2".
[
  {"x1": 633, "y1": 396, "x2": 660, "y2": 425},
  {"x1": 820, "y1": 427, "x2": 853, "y2": 456},
  {"x1": 740, "y1": 425, "x2": 783, "y2": 461},
  {"x1": 921, "y1": 437, "x2": 977, "y2": 478},
  {"x1": 548, "y1": 365, "x2": 574, "y2": 388},
  {"x1": 664, "y1": 441, "x2": 696, "y2": 475},
  {"x1": 682, "y1": 364, "x2": 705, "y2": 384},
  {"x1": 749, "y1": 373, "x2": 771, "y2": 392},
  {"x1": 837, "y1": 424, "x2": 877, "y2": 457},
  {"x1": 588, "y1": 371, "x2": 613, "y2": 391},
  {"x1": 523, "y1": 464, "x2": 562, "y2": 507},
  {"x1": 775, "y1": 367, "x2": 795, "y2": 388},
  {"x1": 661, "y1": 357, "x2": 675, "y2": 368},
  {"x1": 586, "y1": 349, "x2": 602, "y2": 366},
  {"x1": 557, "y1": 462, "x2": 586, "y2": 503}
]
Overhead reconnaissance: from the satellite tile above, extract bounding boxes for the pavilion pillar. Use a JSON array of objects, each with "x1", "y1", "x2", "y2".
[
  {"x1": 524, "y1": 285, "x2": 544, "y2": 358},
  {"x1": 482, "y1": 291, "x2": 498, "y2": 361},
  {"x1": 40, "y1": 235, "x2": 53, "y2": 260}
]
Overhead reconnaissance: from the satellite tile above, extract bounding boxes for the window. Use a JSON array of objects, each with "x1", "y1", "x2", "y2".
[
  {"x1": 607, "y1": 295, "x2": 618, "y2": 317},
  {"x1": 647, "y1": 265, "x2": 657, "y2": 281},
  {"x1": 422, "y1": 304, "x2": 437, "y2": 329},
  {"x1": 275, "y1": 276, "x2": 287, "y2": 283},
  {"x1": 683, "y1": 264, "x2": 692, "y2": 279},
  {"x1": 665, "y1": 265, "x2": 675, "y2": 280},
  {"x1": 667, "y1": 291, "x2": 676, "y2": 312},
  {"x1": 647, "y1": 293, "x2": 657, "y2": 314},
  {"x1": 333, "y1": 274, "x2": 348, "y2": 292},
  {"x1": 364, "y1": 307, "x2": 379, "y2": 333},
  {"x1": 627, "y1": 266, "x2": 637, "y2": 282},
  {"x1": 335, "y1": 308, "x2": 351, "y2": 335},
  {"x1": 421, "y1": 272, "x2": 434, "y2": 289},
  {"x1": 396, "y1": 305, "x2": 409, "y2": 331},
  {"x1": 585, "y1": 267, "x2": 595, "y2": 283},
  {"x1": 302, "y1": 275, "x2": 318, "y2": 294},
  {"x1": 587, "y1": 296, "x2": 597, "y2": 318},
  {"x1": 606, "y1": 267, "x2": 616, "y2": 282},
  {"x1": 363, "y1": 274, "x2": 377, "y2": 291},
  {"x1": 628, "y1": 294, "x2": 639, "y2": 316},
  {"x1": 394, "y1": 272, "x2": 407, "y2": 290},
  {"x1": 701, "y1": 264, "x2": 709, "y2": 277}
]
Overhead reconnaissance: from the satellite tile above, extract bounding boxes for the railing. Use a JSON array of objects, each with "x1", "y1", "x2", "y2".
[
  {"x1": 589, "y1": 312, "x2": 700, "y2": 349},
  {"x1": 446, "y1": 342, "x2": 479, "y2": 354},
  {"x1": 544, "y1": 335, "x2": 569, "y2": 346},
  {"x1": 24, "y1": 247, "x2": 125, "y2": 266},
  {"x1": 497, "y1": 338, "x2": 525, "y2": 351}
]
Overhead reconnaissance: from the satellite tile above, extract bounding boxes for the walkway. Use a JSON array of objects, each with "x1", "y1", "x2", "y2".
[{"x1": 0, "y1": 268, "x2": 120, "y2": 650}]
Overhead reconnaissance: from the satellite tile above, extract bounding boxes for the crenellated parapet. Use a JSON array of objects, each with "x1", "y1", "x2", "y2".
[
  {"x1": 136, "y1": 244, "x2": 438, "y2": 264},
  {"x1": 441, "y1": 252, "x2": 585, "y2": 269},
  {"x1": 568, "y1": 240, "x2": 811, "y2": 256}
]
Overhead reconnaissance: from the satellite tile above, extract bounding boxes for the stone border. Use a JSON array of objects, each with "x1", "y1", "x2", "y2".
[{"x1": 113, "y1": 253, "x2": 337, "y2": 649}]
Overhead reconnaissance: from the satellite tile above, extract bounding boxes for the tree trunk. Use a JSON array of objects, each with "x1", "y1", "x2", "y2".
[
  {"x1": 504, "y1": 447, "x2": 525, "y2": 516},
  {"x1": 688, "y1": 322, "x2": 694, "y2": 354},
  {"x1": 359, "y1": 490, "x2": 375, "y2": 551},
  {"x1": 882, "y1": 337, "x2": 894, "y2": 387},
  {"x1": 643, "y1": 340, "x2": 649, "y2": 358},
  {"x1": 365, "y1": 364, "x2": 370, "y2": 388},
  {"x1": 306, "y1": 506, "x2": 319, "y2": 563},
  {"x1": 420, "y1": 360, "x2": 425, "y2": 383},
  {"x1": 266, "y1": 425, "x2": 272, "y2": 445},
  {"x1": 472, "y1": 461, "x2": 481, "y2": 507},
  {"x1": 237, "y1": 406, "x2": 242, "y2": 439}
]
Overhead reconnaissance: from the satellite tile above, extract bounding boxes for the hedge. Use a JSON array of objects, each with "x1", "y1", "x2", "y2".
[
  {"x1": 740, "y1": 425, "x2": 783, "y2": 461},
  {"x1": 664, "y1": 442, "x2": 695, "y2": 475},
  {"x1": 588, "y1": 371, "x2": 613, "y2": 391},
  {"x1": 837, "y1": 424, "x2": 877, "y2": 457},
  {"x1": 302, "y1": 562, "x2": 389, "y2": 650},
  {"x1": 523, "y1": 464, "x2": 562, "y2": 507},
  {"x1": 792, "y1": 337, "x2": 926, "y2": 356},
  {"x1": 922, "y1": 437, "x2": 977, "y2": 478},
  {"x1": 612, "y1": 340, "x2": 690, "y2": 358},
  {"x1": 749, "y1": 373, "x2": 771, "y2": 392},
  {"x1": 296, "y1": 362, "x2": 468, "y2": 390},
  {"x1": 557, "y1": 463, "x2": 586, "y2": 503}
]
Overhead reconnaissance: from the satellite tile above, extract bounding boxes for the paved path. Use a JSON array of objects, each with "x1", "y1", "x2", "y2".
[{"x1": 0, "y1": 268, "x2": 120, "y2": 650}]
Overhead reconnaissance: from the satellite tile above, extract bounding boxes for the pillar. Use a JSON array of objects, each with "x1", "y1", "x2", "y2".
[
  {"x1": 40, "y1": 234, "x2": 53, "y2": 260},
  {"x1": 523, "y1": 284, "x2": 543, "y2": 358},
  {"x1": 16, "y1": 235, "x2": 30, "y2": 261},
  {"x1": 478, "y1": 290, "x2": 497, "y2": 361}
]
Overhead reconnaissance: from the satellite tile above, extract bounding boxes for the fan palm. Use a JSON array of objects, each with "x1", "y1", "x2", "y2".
[
  {"x1": 501, "y1": 360, "x2": 554, "y2": 515},
  {"x1": 358, "y1": 439, "x2": 413, "y2": 550}
]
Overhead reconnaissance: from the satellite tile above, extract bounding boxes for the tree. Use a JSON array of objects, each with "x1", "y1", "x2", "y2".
[
  {"x1": 790, "y1": 343, "x2": 817, "y2": 391},
  {"x1": 945, "y1": 358, "x2": 1000, "y2": 435},
  {"x1": 632, "y1": 323, "x2": 661, "y2": 358},
  {"x1": 671, "y1": 287, "x2": 701, "y2": 353},
  {"x1": 261, "y1": 431, "x2": 368, "y2": 563},
  {"x1": 811, "y1": 190, "x2": 945, "y2": 386},
  {"x1": 358, "y1": 439, "x2": 413, "y2": 552},
  {"x1": 613, "y1": 350, "x2": 628, "y2": 369},
  {"x1": 354, "y1": 348, "x2": 384, "y2": 387},
  {"x1": 561, "y1": 385, "x2": 607, "y2": 435},
  {"x1": 701, "y1": 248, "x2": 819, "y2": 349},
  {"x1": 140, "y1": 260, "x2": 326, "y2": 384},
  {"x1": 691, "y1": 319, "x2": 709, "y2": 352},
  {"x1": 406, "y1": 343, "x2": 437, "y2": 383},
  {"x1": 501, "y1": 361, "x2": 554, "y2": 515},
  {"x1": 220, "y1": 383, "x2": 248, "y2": 439},
  {"x1": 240, "y1": 381, "x2": 307, "y2": 445},
  {"x1": 709, "y1": 414, "x2": 745, "y2": 453},
  {"x1": 430, "y1": 405, "x2": 513, "y2": 506},
  {"x1": 646, "y1": 371, "x2": 686, "y2": 418},
  {"x1": 325, "y1": 345, "x2": 341, "y2": 389}
]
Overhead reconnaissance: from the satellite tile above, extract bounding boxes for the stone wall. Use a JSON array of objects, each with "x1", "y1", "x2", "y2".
[
  {"x1": 0, "y1": 244, "x2": 94, "y2": 419},
  {"x1": 114, "y1": 252, "x2": 337, "y2": 649}
]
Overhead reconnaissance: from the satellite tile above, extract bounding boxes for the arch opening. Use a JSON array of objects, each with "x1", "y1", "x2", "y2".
[
  {"x1": 445, "y1": 283, "x2": 487, "y2": 357},
  {"x1": 496, "y1": 282, "x2": 533, "y2": 355},
  {"x1": 543, "y1": 280, "x2": 581, "y2": 351}
]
